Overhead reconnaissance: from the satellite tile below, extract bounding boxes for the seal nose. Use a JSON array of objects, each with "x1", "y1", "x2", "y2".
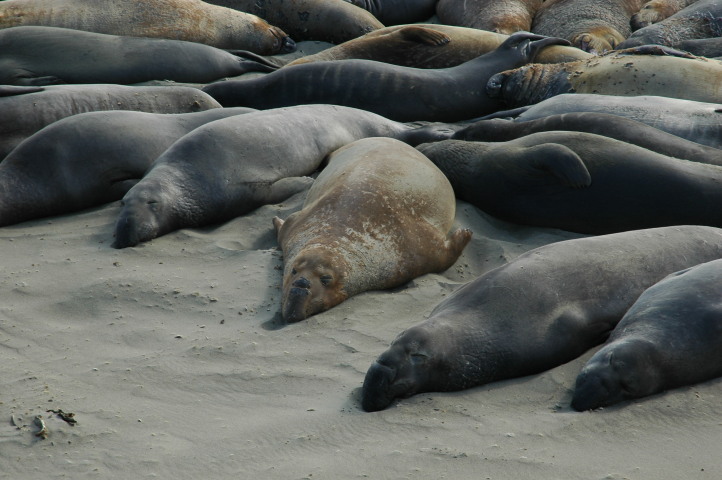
[
  {"x1": 486, "y1": 73, "x2": 505, "y2": 98},
  {"x1": 361, "y1": 361, "x2": 397, "y2": 412},
  {"x1": 292, "y1": 277, "x2": 311, "y2": 289},
  {"x1": 281, "y1": 36, "x2": 296, "y2": 53}
]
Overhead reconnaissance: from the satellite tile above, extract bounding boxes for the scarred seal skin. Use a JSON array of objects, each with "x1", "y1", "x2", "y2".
[
  {"x1": 361, "y1": 226, "x2": 722, "y2": 412},
  {"x1": 112, "y1": 104, "x2": 461, "y2": 248},
  {"x1": 204, "y1": 0, "x2": 383, "y2": 44},
  {"x1": 486, "y1": 48, "x2": 722, "y2": 111},
  {"x1": 436, "y1": 0, "x2": 544, "y2": 34},
  {"x1": 417, "y1": 133, "x2": 722, "y2": 234},
  {"x1": 620, "y1": 0, "x2": 722, "y2": 48},
  {"x1": 273, "y1": 137, "x2": 472, "y2": 323},
  {"x1": 0, "y1": 26, "x2": 282, "y2": 86},
  {"x1": 0, "y1": 108, "x2": 255, "y2": 227},
  {"x1": 202, "y1": 32, "x2": 570, "y2": 122},
  {"x1": 286, "y1": 24, "x2": 592, "y2": 68},
  {"x1": 0, "y1": 84, "x2": 222, "y2": 162},
  {"x1": 531, "y1": 0, "x2": 646, "y2": 53},
  {"x1": 572, "y1": 258, "x2": 722, "y2": 411},
  {"x1": 0, "y1": 0, "x2": 295, "y2": 54}
]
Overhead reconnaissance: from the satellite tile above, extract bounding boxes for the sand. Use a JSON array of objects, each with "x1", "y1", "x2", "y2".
[{"x1": 1, "y1": 188, "x2": 720, "y2": 479}]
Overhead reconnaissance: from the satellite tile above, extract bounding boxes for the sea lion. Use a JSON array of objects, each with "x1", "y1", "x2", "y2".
[
  {"x1": 0, "y1": 26, "x2": 282, "y2": 86},
  {"x1": 361, "y1": 226, "x2": 722, "y2": 412},
  {"x1": 630, "y1": 0, "x2": 699, "y2": 30},
  {"x1": 572, "y1": 258, "x2": 722, "y2": 411},
  {"x1": 486, "y1": 48, "x2": 722, "y2": 110},
  {"x1": 345, "y1": 0, "x2": 437, "y2": 25},
  {"x1": 0, "y1": 84, "x2": 221, "y2": 162},
  {"x1": 0, "y1": 108, "x2": 255, "y2": 226},
  {"x1": 286, "y1": 24, "x2": 592, "y2": 68},
  {"x1": 619, "y1": 0, "x2": 722, "y2": 48},
  {"x1": 452, "y1": 112, "x2": 722, "y2": 165},
  {"x1": 0, "y1": 0, "x2": 295, "y2": 54},
  {"x1": 272, "y1": 137, "x2": 472, "y2": 323},
  {"x1": 112, "y1": 104, "x2": 460, "y2": 248},
  {"x1": 202, "y1": 32, "x2": 570, "y2": 122},
  {"x1": 417, "y1": 133, "x2": 722, "y2": 234},
  {"x1": 503, "y1": 94, "x2": 722, "y2": 149},
  {"x1": 203, "y1": 0, "x2": 383, "y2": 44},
  {"x1": 436, "y1": 0, "x2": 543, "y2": 34},
  {"x1": 531, "y1": 0, "x2": 646, "y2": 53}
]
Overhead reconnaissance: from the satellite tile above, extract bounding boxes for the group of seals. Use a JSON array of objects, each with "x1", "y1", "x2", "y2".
[
  {"x1": 202, "y1": 33, "x2": 570, "y2": 122},
  {"x1": 0, "y1": 0, "x2": 295, "y2": 54},
  {"x1": 112, "y1": 104, "x2": 458, "y2": 248},
  {"x1": 0, "y1": 26, "x2": 280, "y2": 86},
  {"x1": 572, "y1": 258, "x2": 722, "y2": 410},
  {"x1": 0, "y1": 108, "x2": 255, "y2": 227},
  {"x1": 417, "y1": 133, "x2": 722, "y2": 234},
  {"x1": 273, "y1": 137, "x2": 471, "y2": 322},
  {"x1": 0, "y1": 84, "x2": 221, "y2": 161},
  {"x1": 362, "y1": 226, "x2": 722, "y2": 412}
]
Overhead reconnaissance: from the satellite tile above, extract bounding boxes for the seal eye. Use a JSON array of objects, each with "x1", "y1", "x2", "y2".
[
  {"x1": 320, "y1": 274, "x2": 333, "y2": 286},
  {"x1": 291, "y1": 268, "x2": 297, "y2": 275}
]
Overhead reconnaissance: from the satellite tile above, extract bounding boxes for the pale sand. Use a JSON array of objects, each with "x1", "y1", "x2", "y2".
[{"x1": 1, "y1": 188, "x2": 720, "y2": 479}]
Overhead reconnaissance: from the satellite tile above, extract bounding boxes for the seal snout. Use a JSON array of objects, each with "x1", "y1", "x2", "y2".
[
  {"x1": 281, "y1": 36, "x2": 296, "y2": 53},
  {"x1": 486, "y1": 72, "x2": 506, "y2": 98},
  {"x1": 283, "y1": 276, "x2": 313, "y2": 323},
  {"x1": 361, "y1": 361, "x2": 397, "y2": 412}
]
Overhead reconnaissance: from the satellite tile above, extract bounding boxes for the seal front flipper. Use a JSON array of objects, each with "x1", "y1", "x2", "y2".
[
  {"x1": 261, "y1": 176, "x2": 315, "y2": 205},
  {"x1": 513, "y1": 144, "x2": 592, "y2": 189},
  {"x1": 0, "y1": 85, "x2": 45, "y2": 97},
  {"x1": 14, "y1": 75, "x2": 66, "y2": 86},
  {"x1": 397, "y1": 26, "x2": 451, "y2": 46},
  {"x1": 613, "y1": 44, "x2": 697, "y2": 58}
]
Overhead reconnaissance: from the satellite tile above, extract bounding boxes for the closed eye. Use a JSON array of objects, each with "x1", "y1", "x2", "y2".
[{"x1": 320, "y1": 274, "x2": 333, "y2": 286}]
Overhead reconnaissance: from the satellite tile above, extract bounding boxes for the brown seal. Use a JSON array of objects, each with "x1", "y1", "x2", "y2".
[
  {"x1": 532, "y1": 0, "x2": 647, "y2": 53},
  {"x1": 272, "y1": 137, "x2": 472, "y2": 323},
  {"x1": 0, "y1": 0, "x2": 295, "y2": 54},
  {"x1": 287, "y1": 24, "x2": 592, "y2": 68},
  {"x1": 436, "y1": 0, "x2": 544, "y2": 34},
  {"x1": 203, "y1": 0, "x2": 383, "y2": 44},
  {"x1": 630, "y1": 0, "x2": 698, "y2": 30}
]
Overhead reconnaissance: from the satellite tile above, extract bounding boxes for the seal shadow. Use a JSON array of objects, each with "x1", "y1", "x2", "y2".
[{"x1": 260, "y1": 311, "x2": 286, "y2": 331}]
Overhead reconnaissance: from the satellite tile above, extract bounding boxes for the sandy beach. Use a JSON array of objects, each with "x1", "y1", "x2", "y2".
[{"x1": 1, "y1": 185, "x2": 720, "y2": 479}]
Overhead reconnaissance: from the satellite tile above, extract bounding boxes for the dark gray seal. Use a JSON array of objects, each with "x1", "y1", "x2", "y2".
[
  {"x1": 619, "y1": 0, "x2": 722, "y2": 49},
  {"x1": 496, "y1": 94, "x2": 722, "y2": 149},
  {"x1": 572, "y1": 258, "x2": 722, "y2": 411},
  {"x1": 0, "y1": 84, "x2": 222, "y2": 161},
  {"x1": 0, "y1": 108, "x2": 255, "y2": 227},
  {"x1": 201, "y1": 32, "x2": 570, "y2": 122},
  {"x1": 451, "y1": 112, "x2": 722, "y2": 165},
  {"x1": 362, "y1": 226, "x2": 722, "y2": 412},
  {"x1": 417, "y1": 133, "x2": 722, "y2": 234},
  {"x1": 112, "y1": 104, "x2": 459, "y2": 248},
  {"x1": 273, "y1": 137, "x2": 471, "y2": 322},
  {"x1": 0, "y1": 26, "x2": 282, "y2": 86}
]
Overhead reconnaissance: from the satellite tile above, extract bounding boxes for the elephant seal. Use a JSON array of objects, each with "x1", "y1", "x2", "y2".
[
  {"x1": 487, "y1": 48, "x2": 722, "y2": 110},
  {"x1": 572, "y1": 258, "x2": 722, "y2": 411},
  {"x1": 0, "y1": 0, "x2": 295, "y2": 54},
  {"x1": 344, "y1": 0, "x2": 436, "y2": 25},
  {"x1": 678, "y1": 37, "x2": 722, "y2": 58},
  {"x1": 452, "y1": 112, "x2": 722, "y2": 165},
  {"x1": 202, "y1": 33, "x2": 570, "y2": 122},
  {"x1": 630, "y1": 0, "x2": 699, "y2": 30},
  {"x1": 286, "y1": 24, "x2": 592, "y2": 68},
  {"x1": 272, "y1": 137, "x2": 472, "y2": 323},
  {"x1": 619, "y1": 0, "x2": 722, "y2": 48},
  {"x1": 0, "y1": 26, "x2": 282, "y2": 86},
  {"x1": 361, "y1": 226, "x2": 722, "y2": 412},
  {"x1": 0, "y1": 84, "x2": 221, "y2": 162},
  {"x1": 203, "y1": 0, "x2": 383, "y2": 44},
  {"x1": 417, "y1": 133, "x2": 722, "y2": 234},
  {"x1": 112, "y1": 104, "x2": 460, "y2": 248},
  {"x1": 436, "y1": 0, "x2": 543, "y2": 34},
  {"x1": 0, "y1": 108, "x2": 255, "y2": 226},
  {"x1": 531, "y1": 0, "x2": 646, "y2": 53},
  {"x1": 505, "y1": 94, "x2": 722, "y2": 149}
]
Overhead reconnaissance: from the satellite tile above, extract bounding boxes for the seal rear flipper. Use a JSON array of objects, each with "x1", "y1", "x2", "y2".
[
  {"x1": 522, "y1": 144, "x2": 592, "y2": 188},
  {"x1": 0, "y1": 85, "x2": 45, "y2": 97},
  {"x1": 397, "y1": 26, "x2": 451, "y2": 46}
]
